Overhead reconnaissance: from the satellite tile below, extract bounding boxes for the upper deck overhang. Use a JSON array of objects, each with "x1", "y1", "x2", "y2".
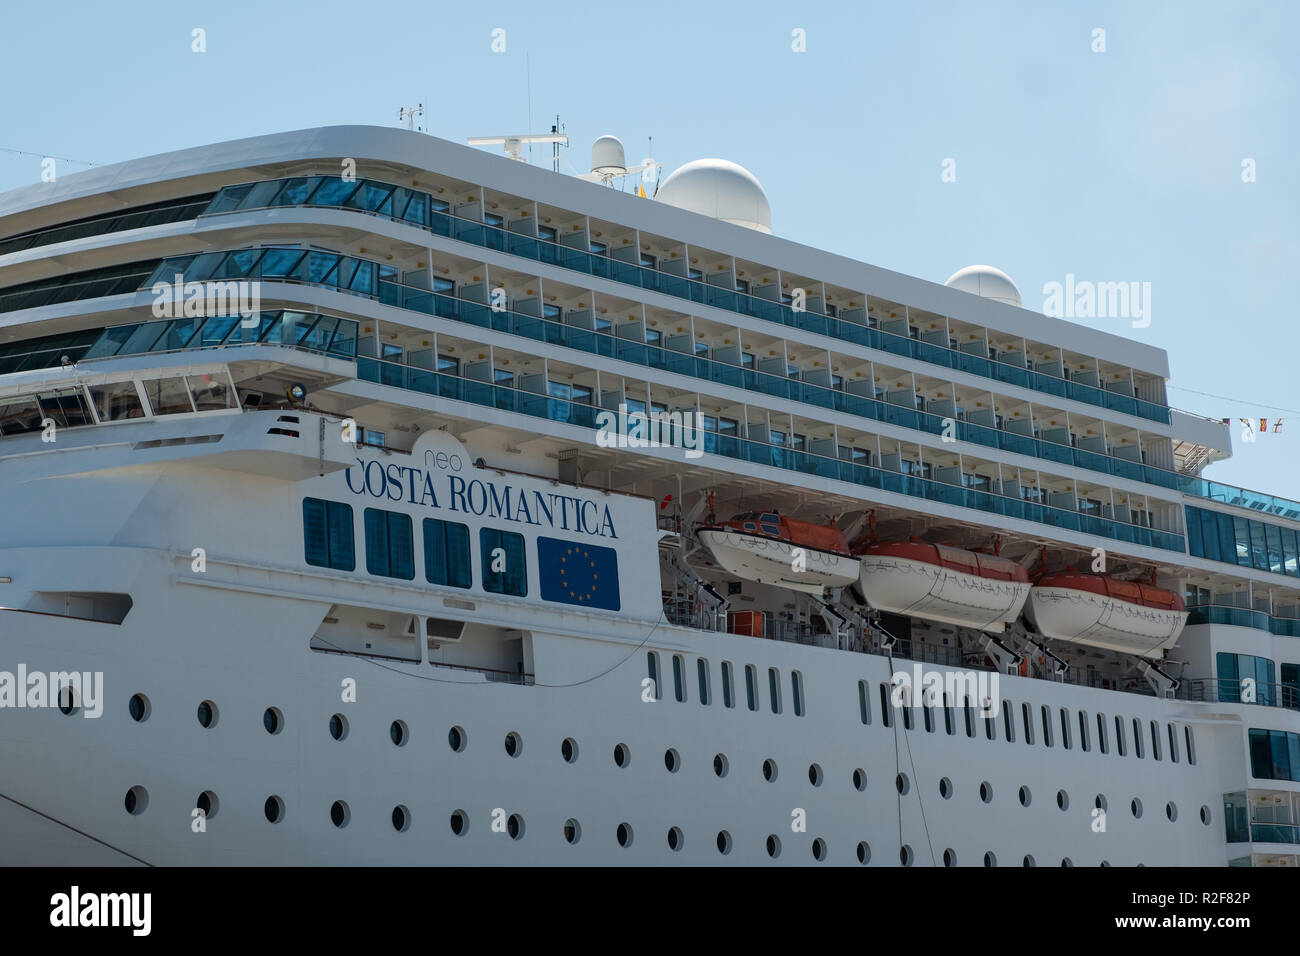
[{"x1": 0, "y1": 125, "x2": 1171, "y2": 379}]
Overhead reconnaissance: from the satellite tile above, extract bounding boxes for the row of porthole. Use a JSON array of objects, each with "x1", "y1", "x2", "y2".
[{"x1": 898, "y1": 773, "x2": 1212, "y2": 826}]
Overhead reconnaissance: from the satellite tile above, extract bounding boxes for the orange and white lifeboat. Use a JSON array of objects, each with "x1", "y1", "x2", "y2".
[
  {"x1": 697, "y1": 510, "x2": 860, "y2": 595},
  {"x1": 855, "y1": 538, "x2": 1031, "y2": 633},
  {"x1": 1025, "y1": 570, "x2": 1187, "y2": 658}
]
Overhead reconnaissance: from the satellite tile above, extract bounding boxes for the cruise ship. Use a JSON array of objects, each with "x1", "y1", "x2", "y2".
[{"x1": 1, "y1": 125, "x2": 1297, "y2": 867}]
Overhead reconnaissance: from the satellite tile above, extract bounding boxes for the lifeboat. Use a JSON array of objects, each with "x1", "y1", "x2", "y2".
[
  {"x1": 696, "y1": 509, "x2": 860, "y2": 595},
  {"x1": 854, "y1": 533, "x2": 1031, "y2": 633},
  {"x1": 1025, "y1": 568, "x2": 1187, "y2": 658}
]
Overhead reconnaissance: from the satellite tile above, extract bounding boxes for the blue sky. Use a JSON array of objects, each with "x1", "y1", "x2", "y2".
[{"x1": 1, "y1": 0, "x2": 1296, "y2": 496}]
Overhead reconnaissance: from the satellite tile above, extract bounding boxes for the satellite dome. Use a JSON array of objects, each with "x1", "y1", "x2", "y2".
[
  {"x1": 944, "y1": 265, "x2": 1021, "y2": 308},
  {"x1": 655, "y1": 158, "x2": 771, "y2": 233},
  {"x1": 590, "y1": 134, "x2": 626, "y2": 176}
]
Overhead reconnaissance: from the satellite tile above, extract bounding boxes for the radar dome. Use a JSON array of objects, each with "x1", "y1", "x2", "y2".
[
  {"x1": 655, "y1": 158, "x2": 771, "y2": 233},
  {"x1": 943, "y1": 265, "x2": 1021, "y2": 308},
  {"x1": 590, "y1": 134, "x2": 626, "y2": 176}
]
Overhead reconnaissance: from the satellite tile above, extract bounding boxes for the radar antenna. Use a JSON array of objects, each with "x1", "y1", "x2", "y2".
[{"x1": 468, "y1": 131, "x2": 569, "y2": 163}]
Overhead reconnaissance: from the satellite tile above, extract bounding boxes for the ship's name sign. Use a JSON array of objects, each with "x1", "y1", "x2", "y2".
[{"x1": 343, "y1": 457, "x2": 618, "y2": 539}]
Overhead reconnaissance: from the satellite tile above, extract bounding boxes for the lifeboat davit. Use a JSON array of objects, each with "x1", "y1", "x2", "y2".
[
  {"x1": 1025, "y1": 571, "x2": 1187, "y2": 658},
  {"x1": 696, "y1": 510, "x2": 860, "y2": 595},
  {"x1": 854, "y1": 538, "x2": 1031, "y2": 633}
]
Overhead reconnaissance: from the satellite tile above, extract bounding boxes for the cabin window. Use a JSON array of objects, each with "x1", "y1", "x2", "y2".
[
  {"x1": 1078, "y1": 710, "x2": 1091, "y2": 752},
  {"x1": 1115, "y1": 716, "x2": 1127, "y2": 756},
  {"x1": 672, "y1": 655, "x2": 687, "y2": 703},
  {"x1": 791, "y1": 671, "x2": 805, "y2": 717},
  {"x1": 944, "y1": 695, "x2": 955, "y2": 735},
  {"x1": 1002, "y1": 701, "x2": 1015, "y2": 743},
  {"x1": 721, "y1": 661, "x2": 734, "y2": 708},
  {"x1": 1021, "y1": 702, "x2": 1034, "y2": 745},
  {"x1": 303, "y1": 498, "x2": 355, "y2": 571},
  {"x1": 1060, "y1": 708, "x2": 1073, "y2": 750},
  {"x1": 423, "y1": 518, "x2": 471, "y2": 588},
  {"x1": 363, "y1": 508, "x2": 414, "y2": 580},
  {"x1": 1041, "y1": 705, "x2": 1053, "y2": 748},
  {"x1": 858, "y1": 680, "x2": 871, "y2": 725},
  {"x1": 697, "y1": 658, "x2": 711, "y2": 705},
  {"x1": 879, "y1": 683, "x2": 892, "y2": 728},
  {"x1": 745, "y1": 665, "x2": 759, "y2": 712},
  {"x1": 480, "y1": 528, "x2": 526, "y2": 596},
  {"x1": 1185, "y1": 725, "x2": 1197, "y2": 765},
  {"x1": 1168, "y1": 723, "x2": 1180, "y2": 763},
  {"x1": 963, "y1": 703, "x2": 975, "y2": 738},
  {"x1": 647, "y1": 652, "x2": 662, "y2": 700},
  {"x1": 923, "y1": 699, "x2": 934, "y2": 733},
  {"x1": 1133, "y1": 718, "x2": 1145, "y2": 759},
  {"x1": 768, "y1": 668, "x2": 782, "y2": 714},
  {"x1": 1097, "y1": 713, "x2": 1109, "y2": 755},
  {"x1": 1150, "y1": 721, "x2": 1162, "y2": 761}
]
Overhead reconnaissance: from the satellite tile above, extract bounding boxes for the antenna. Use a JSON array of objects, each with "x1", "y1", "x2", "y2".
[
  {"x1": 467, "y1": 131, "x2": 569, "y2": 163},
  {"x1": 398, "y1": 104, "x2": 425, "y2": 132},
  {"x1": 577, "y1": 134, "x2": 662, "y2": 188}
]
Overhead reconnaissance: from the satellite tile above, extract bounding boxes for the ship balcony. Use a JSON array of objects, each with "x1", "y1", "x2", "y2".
[{"x1": 1225, "y1": 789, "x2": 1300, "y2": 866}]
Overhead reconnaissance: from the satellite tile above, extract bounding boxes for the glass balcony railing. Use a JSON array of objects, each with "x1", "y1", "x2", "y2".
[
  {"x1": 137, "y1": 248, "x2": 1191, "y2": 497},
  {"x1": 1250, "y1": 823, "x2": 1300, "y2": 845},
  {"x1": 354, "y1": 355, "x2": 1186, "y2": 553},
  {"x1": 1186, "y1": 605, "x2": 1300, "y2": 638},
  {"x1": 200, "y1": 176, "x2": 1173, "y2": 425}
]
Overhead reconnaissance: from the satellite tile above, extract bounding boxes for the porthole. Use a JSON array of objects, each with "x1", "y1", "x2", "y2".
[
  {"x1": 717, "y1": 830, "x2": 733, "y2": 855},
  {"x1": 504, "y1": 731, "x2": 522, "y2": 757},
  {"x1": 766, "y1": 834, "x2": 782, "y2": 858},
  {"x1": 856, "y1": 841, "x2": 871, "y2": 865},
  {"x1": 1200, "y1": 805, "x2": 1212, "y2": 826},
  {"x1": 392, "y1": 805, "x2": 411, "y2": 832},
  {"x1": 1057, "y1": 790, "x2": 1069, "y2": 811},
  {"x1": 984, "y1": 851, "x2": 997, "y2": 867},
  {"x1": 664, "y1": 748, "x2": 681, "y2": 773},
  {"x1": 762, "y1": 758, "x2": 778, "y2": 782},
  {"x1": 391, "y1": 720, "x2": 409, "y2": 747},
  {"x1": 1019, "y1": 786, "x2": 1032, "y2": 807},
  {"x1": 1095, "y1": 794, "x2": 1108, "y2": 813},
  {"x1": 330, "y1": 800, "x2": 350, "y2": 828},
  {"x1": 264, "y1": 795, "x2": 285, "y2": 824},
  {"x1": 196, "y1": 790, "x2": 218, "y2": 820},
  {"x1": 900, "y1": 844, "x2": 914, "y2": 867},
  {"x1": 667, "y1": 826, "x2": 684, "y2": 851},
  {"x1": 448, "y1": 725, "x2": 467, "y2": 752},
  {"x1": 714, "y1": 753, "x2": 729, "y2": 778},
  {"x1": 124, "y1": 786, "x2": 148, "y2": 816},
  {"x1": 1023, "y1": 855, "x2": 1036, "y2": 867},
  {"x1": 449, "y1": 810, "x2": 468, "y2": 835},
  {"x1": 852, "y1": 768, "x2": 867, "y2": 792},
  {"x1": 564, "y1": 819, "x2": 581, "y2": 845},
  {"x1": 1100, "y1": 860, "x2": 1112, "y2": 867},
  {"x1": 561, "y1": 738, "x2": 578, "y2": 763},
  {"x1": 812, "y1": 837, "x2": 828, "y2": 862},
  {"x1": 197, "y1": 700, "x2": 218, "y2": 728},
  {"x1": 128, "y1": 693, "x2": 150, "y2": 722},
  {"x1": 329, "y1": 713, "x2": 348, "y2": 741},
  {"x1": 1061, "y1": 858, "x2": 1074, "y2": 868},
  {"x1": 939, "y1": 777, "x2": 953, "y2": 800},
  {"x1": 507, "y1": 813, "x2": 524, "y2": 840},
  {"x1": 617, "y1": 822, "x2": 633, "y2": 847},
  {"x1": 57, "y1": 685, "x2": 78, "y2": 716},
  {"x1": 1166, "y1": 801, "x2": 1178, "y2": 822},
  {"x1": 614, "y1": 742, "x2": 630, "y2": 768},
  {"x1": 1131, "y1": 798, "x2": 1144, "y2": 819},
  {"x1": 943, "y1": 848, "x2": 957, "y2": 867},
  {"x1": 264, "y1": 707, "x2": 284, "y2": 735},
  {"x1": 808, "y1": 763, "x2": 824, "y2": 787},
  {"x1": 979, "y1": 781, "x2": 992, "y2": 804},
  {"x1": 896, "y1": 773, "x2": 910, "y2": 795}
]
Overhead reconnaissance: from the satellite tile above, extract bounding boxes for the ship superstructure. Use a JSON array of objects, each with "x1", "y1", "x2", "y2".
[{"x1": 1, "y1": 126, "x2": 1297, "y2": 866}]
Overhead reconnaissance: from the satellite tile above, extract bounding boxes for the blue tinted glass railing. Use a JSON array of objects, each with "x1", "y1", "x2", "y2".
[
  {"x1": 355, "y1": 356, "x2": 1184, "y2": 553},
  {"x1": 201, "y1": 177, "x2": 1172, "y2": 425},
  {"x1": 1187, "y1": 605, "x2": 1300, "y2": 638}
]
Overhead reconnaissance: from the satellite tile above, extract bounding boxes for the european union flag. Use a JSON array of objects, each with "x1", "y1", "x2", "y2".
[{"x1": 537, "y1": 536, "x2": 621, "y2": 611}]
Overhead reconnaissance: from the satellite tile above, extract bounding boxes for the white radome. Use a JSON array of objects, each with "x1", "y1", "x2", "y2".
[
  {"x1": 590, "y1": 134, "x2": 627, "y2": 177},
  {"x1": 655, "y1": 158, "x2": 772, "y2": 233},
  {"x1": 944, "y1": 264, "x2": 1022, "y2": 307}
]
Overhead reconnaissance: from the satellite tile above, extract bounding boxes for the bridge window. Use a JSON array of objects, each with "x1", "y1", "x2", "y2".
[
  {"x1": 423, "y1": 518, "x2": 471, "y2": 588},
  {"x1": 303, "y1": 498, "x2": 355, "y2": 571},
  {"x1": 480, "y1": 528, "x2": 526, "y2": 596},
  {"x1": 364, "y1": 508, "x2": 414, "y2": 580}
]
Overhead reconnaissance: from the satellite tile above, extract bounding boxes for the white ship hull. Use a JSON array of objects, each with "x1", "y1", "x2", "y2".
[
  {"x1": 1024, "y1": 587, "x2": 1189, "y2": 658},
  {"x1": 857, "y1": 556, "x2": 1031, "y2": 633},
  {"x1": 697, "y1": 529, "x2": 859, "y2": 595}
]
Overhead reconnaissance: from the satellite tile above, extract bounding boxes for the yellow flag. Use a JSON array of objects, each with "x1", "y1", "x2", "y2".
[{"x1": 637, "y1": 182, "x2": 647, "y2": 198}]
